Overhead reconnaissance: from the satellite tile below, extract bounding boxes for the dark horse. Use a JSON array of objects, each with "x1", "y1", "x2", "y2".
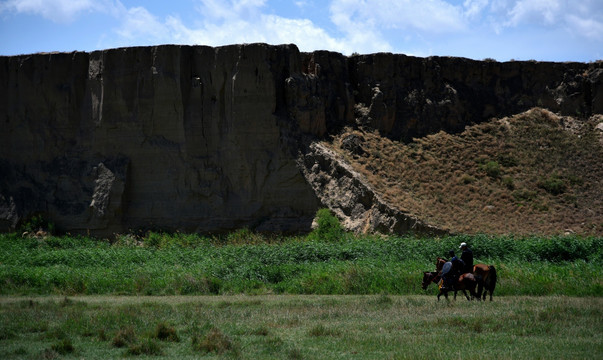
[
  {"x1": 436, "y1": 257, "x2": 497, "y2": 301},
  {"x1": 422, "y1": 271, "x2": 479, "y2": 301},
  {"x1": 472, "y1": 264, "x2": 497, "y2": 301}
]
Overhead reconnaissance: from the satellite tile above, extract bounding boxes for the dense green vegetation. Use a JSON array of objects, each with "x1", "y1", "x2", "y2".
[
  {"x1": 0, "y1": 295, "x2": 601, "y2": 359},
  {"x1": 1, "y1": 229, "x2": 601, "y2": 296},
  {"x1": 1, "y1": 210, "x2": 601, "y2": 358}
]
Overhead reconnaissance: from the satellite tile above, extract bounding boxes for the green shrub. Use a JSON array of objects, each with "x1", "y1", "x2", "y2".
[
  {"x1": 497, "y1": 153, "x2": 518, "y2": 167},
  {"x1": 513, "y1": 189, "x2": 538, "y2": 202},
  {"x1": 482, "y1": 161, "x2": 502, "y2": 178},
  {"x1": 154, "y1": 322, "x2": 179, "y2": 342},
  {"x1": 502, "y1": 176, "x2": 515, "y2": 190},
  {"x1": 538, "y1": 175, "x2": 566, "y2": 195},
  {"x1": 20, "y1": 214, "x2": 55, "y2": 234},
  {"x1": 307, "y1": 208, "x2": 344, "y2": 242},
  {"x1": 144, "y1": 232, "x2": 163, "y2": 247}
]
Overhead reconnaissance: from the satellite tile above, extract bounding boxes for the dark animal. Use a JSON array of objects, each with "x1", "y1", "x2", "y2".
[
  {"x1": 422, "y1": 271, "x2": 479, "y2": 301},
  {"x1": 437, "y1": 257, "x2": 497, "y2": 301},
  {"x1": 473, "y1": 264, "x2": 497, "y2": 301}
]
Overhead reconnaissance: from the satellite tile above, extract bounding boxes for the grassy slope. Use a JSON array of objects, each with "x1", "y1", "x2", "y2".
[
  {"x1": 0, "y1": 295, "x2": 601, "y2": 359},
  {"x1": 330, "y1": 108, "x2": 603, "y2": 235}
]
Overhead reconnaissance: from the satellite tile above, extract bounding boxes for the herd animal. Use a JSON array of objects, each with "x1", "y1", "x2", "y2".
[{"x1": 422, "y1": 244, "x2": 497, "y2": 301}]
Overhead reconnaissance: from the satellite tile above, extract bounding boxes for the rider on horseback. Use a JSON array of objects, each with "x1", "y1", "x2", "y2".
[
  {"x1": 441, "y1": 250, "x2": 465, "y2": 291},
  {"x1": 459, "y1": 242, "x2": 474, "y2": 274}
]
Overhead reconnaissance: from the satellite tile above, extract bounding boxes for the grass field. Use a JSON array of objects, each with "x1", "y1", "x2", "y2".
[
  {"x1": 0, "y1": 295, "x2": 601, "y2": 359},
  {"x1": 1, "y1": 230, "x2": 601, "y2": 358}
]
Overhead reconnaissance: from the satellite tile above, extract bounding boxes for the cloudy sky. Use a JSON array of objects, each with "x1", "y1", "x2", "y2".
[{"x1": 1, "y1": 0, "x2": 601, "y2": 61}]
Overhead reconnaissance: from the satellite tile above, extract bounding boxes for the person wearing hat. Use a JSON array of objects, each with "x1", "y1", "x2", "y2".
[{"x1": 459, "y1": 242, "x2": 474, "y2": 274}]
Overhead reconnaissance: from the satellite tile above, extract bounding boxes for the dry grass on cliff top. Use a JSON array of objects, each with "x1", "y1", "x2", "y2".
[{"x1": 330, "y1": 108, "x2": 603, "y2": 236}]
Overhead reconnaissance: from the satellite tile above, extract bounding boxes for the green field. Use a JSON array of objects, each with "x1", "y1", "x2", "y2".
[
  {"x1": 1, "y1": 229, "x2": 602, "y2": 358},
  {"x1": 0, "y1": 231, "x2": 601, "y2": 296},
  {"x1": 0, "y1": 295, "x2": 601, "y2": 359}
]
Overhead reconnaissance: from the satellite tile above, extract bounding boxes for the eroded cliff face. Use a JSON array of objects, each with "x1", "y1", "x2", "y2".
[{"x1": 0, "y1": 44, "x2": 601, "y2": 236}]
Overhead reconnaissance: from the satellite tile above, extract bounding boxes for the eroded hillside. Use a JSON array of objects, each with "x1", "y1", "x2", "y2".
[{"x1": 329, "y1": 108, "x2": 603, "y2": 235}]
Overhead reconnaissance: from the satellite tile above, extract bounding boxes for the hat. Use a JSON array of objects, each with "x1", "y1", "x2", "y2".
[{"x1": 459, "y1": 242, "x2": 467, "y2": 248}]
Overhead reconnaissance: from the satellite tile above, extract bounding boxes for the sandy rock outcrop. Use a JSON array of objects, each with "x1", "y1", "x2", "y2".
[{"x1": 299, "y1": 142, "x2": 447, "y2": 236}]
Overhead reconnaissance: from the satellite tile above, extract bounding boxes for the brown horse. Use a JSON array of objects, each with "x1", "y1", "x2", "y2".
[
  {"x1": 473, "y1": 264, "x2": 497, "y2": 301},
  {"x1": 435, "y1": 257, "x2": 447, "y2": 272},
  {"x1": 436, "y1": 257, "x2": 497, "y2": 301},
  {"x1": 422, "y1": 271, "x2": 479, "y2": 301}
]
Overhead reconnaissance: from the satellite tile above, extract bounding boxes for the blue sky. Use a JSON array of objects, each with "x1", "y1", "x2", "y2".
[{"x1": 1, "y1": 0, "x2": 601, "y2": 61}]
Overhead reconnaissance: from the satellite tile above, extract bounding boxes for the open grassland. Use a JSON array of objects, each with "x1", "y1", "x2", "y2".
[
  {"x1": 0, "y1": 295, "x2": 601, "y2": 359},
  {"x1": 1, "y1": 229, "x2": 601, "y2": 358},
  {"x1": 0, "y1": 232, "x2": 601, "y2": 296}
]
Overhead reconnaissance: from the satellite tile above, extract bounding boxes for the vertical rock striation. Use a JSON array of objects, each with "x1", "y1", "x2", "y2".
[{"x1": 0, "y1": 44, "x2": 600, "y2": 236}]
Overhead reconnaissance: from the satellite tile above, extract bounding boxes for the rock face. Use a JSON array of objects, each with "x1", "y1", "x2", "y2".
[
  {"x1": 299, "y1": 142, "x2": 447, "y2": 236},
  {"x1": 0, "y1": 44, "x2": 601, "y2": 236}
]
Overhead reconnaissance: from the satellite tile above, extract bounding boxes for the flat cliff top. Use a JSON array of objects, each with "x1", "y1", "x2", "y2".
[{"x1": 329, "y1": 108, "x2": 603, "y2": 236}]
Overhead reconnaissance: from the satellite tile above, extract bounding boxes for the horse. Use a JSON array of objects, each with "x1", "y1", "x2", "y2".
[
  {"x1": 436, "y1": 257, "x2": 497, "y2": 301},
  {"x1": 473, "y1": 264, "x2": 497, "y2": 301},
  {"x1": 422, "y1": 271, "x2": 479, "y2": 301}
]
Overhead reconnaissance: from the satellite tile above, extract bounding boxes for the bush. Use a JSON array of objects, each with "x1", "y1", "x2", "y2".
[
  {"x1": 154, "y1": 322, "x2": 179, "y2": 342},
  {"x1": 513, "y1": 189, "x2": 538, "y2": 202},
  {"x1": 502, "y1": 176, "x2": 515, "y2": 190},
  {"x1": 538, "y1": 175, "x2": 566, "y2": 195},
  {"x1": 20, "y1": 214, "x2": 55, "y2": 234},
  {"x1": 307, "y1": 208, "x2": 344, "y2": 242},
  {"x1": 482, "y1": 161, "x2": 502, "y2": 178}
]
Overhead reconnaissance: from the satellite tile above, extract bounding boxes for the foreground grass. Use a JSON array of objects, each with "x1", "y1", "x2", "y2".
[
  {"x1": 0, "y1": 295, "x2": 600, "y2": 359},
  {"x1": 1, "y1": 233, "x2": 601, "y2": 296}
]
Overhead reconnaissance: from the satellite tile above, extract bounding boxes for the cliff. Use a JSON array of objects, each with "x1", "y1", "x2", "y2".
[{"x1": 0, "y1": 44, "x2": 601, "y2": 236}]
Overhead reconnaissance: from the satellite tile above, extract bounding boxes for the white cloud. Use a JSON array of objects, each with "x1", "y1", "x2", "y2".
[
  {"x1": 504, "y1": 0, "x2": 562, "y2": 26},
  {"x1": 330, "y1": 0, "x2": 468, "y2": 34},
  {"x1": 493, "y1": 0, "x2": 603, "y2": 40},
  {"x1": 157, "y1": 10, "x2": 354, "y2": 54},
  {"x1": 106, "y1": 0, "x2": 389, "y2": 55},
  {"x1": 0, "y1": 0, "x2": 122, "y2": 23},
  {"x1": 463, "y1": 0, "x2": 489, "y2": 19},
  {"x1": 295, "y1": 1, "x2": 310, "y2": 9},
  {"x1": 115, "y1": 6, "x2": 169, "y2": 43},
  {"x1": 565, "y1": 14, "x2": 603, "y2": 40},
  {"x1": 196, "y1": 0, "x2": 266, "y2": 21}
]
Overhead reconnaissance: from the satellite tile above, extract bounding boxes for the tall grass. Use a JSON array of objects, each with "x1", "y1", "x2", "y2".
[{"x1": 1, "y1": 232, "x2": 601, "y2": 296}]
